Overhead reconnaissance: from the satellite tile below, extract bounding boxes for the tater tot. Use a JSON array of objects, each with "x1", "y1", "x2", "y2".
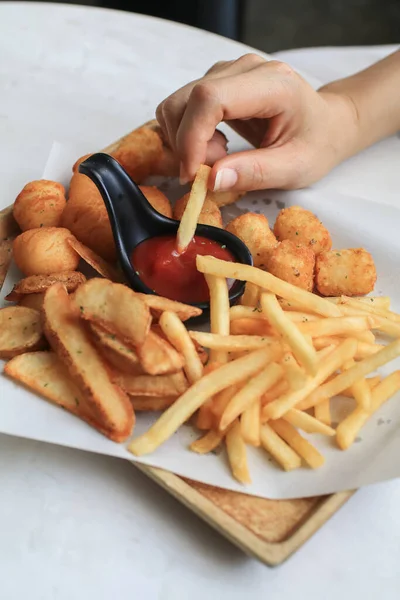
[
  {"x1": 111, "y1": 126, "x2": 163, "y2": 183},
  {"x1": 174, "y1": 194, "x2": 223, "y2": 228},
  {"x1": 266, "y1": 240, "x2": 315, "y2": 291},
  {"x1": 13, "y1": 228, "x2": 80, "y2": 276},
  {"x1": 225, "y1": 213, "x2": 277, "y2": 268},
  {"x1": 274, "y1": 205, "x2": 332, "y2": 255},
  {"x1": 13, "y1": 180, "x2": 66, "y2": 231},
  {"x1": 140, "y1": 186, "x2": 172, "y2": 218},
  {"x1": 315, "y1": 248, "x2": 377, "y2": 296}
]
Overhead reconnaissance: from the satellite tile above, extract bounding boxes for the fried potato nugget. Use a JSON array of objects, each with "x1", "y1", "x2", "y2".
[
  {"x1": 274, "y1": 206, "x2": 332, "y2": 255},
  {"x1": 140, "y1": 186, "x2": 172, "y2": 218},
  {"x1": 315, "y1": 248, "x2": 377, "y2": 296},
  {"x1": 174, "y1": 194, "x2": 223, "y2": 228},
  {"x1": 13, "y1": 180, "x2": 66, "y2": 231},
  {"x1": 225, "y1": 213, "x2": 277, "y2": 268},
  {"x1": 62, "y1": 170, "x2": 170, "y2": 261},
  {"x1": 266, "y1": 240, "x2": 316, "y2": 292},
  {"x1": 206, "y1": 190, "x2": 244, "y2": 208},
  {"x1": 13, "y1": 228, "x2": 80, "y2": 276},
  {"x1": 112, "y1": 125, "x2": 163, "y2": 182}
]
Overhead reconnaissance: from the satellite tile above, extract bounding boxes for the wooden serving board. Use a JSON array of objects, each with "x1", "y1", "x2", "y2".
[{"x1": 0, "y1": 203, "x2": 355, "y2": 566}]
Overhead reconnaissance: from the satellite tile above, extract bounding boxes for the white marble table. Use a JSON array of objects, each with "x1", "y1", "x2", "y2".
[{"x1": 0, "y1": 3, "x2": 399, "y2": 598}]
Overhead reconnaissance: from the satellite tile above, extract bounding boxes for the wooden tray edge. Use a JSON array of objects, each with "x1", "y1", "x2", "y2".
[{"x1": 134, "y1": 462, "x2": 355, "y2": 566}]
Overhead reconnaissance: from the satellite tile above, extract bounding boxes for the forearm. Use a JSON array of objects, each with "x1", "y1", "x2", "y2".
[{"x1": 319, "y1": 50, "x2": 400, "y2": 158}]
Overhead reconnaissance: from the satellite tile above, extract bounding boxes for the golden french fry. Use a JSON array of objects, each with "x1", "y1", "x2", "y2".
[
  {"x1": 342, "y1": 358, "x2": 371, "y2": 410},
  {"x1": 212, "y1": 383, "x2": 241, "y2": 425},
  {"x1": 326, "y1": 296, "x2": 391, "y2": 309},
  {"x1": 285, "y1": 312, "x2": 321, "y2": 323},
  {"x1": 260, "y1": 293, "x2": 318, "y2": 375},
  {"x1": 270, "y1": 420, "x2": 325, "y2": 469},
  {"x1": 176, "y1": 164, "x2": 211, "y2": 252},
  {"x1": 261, "y1": 379, "x2": 290, "y2": 406},
  {"x1": 205, "y1": 274, "x2": 230, "y2": 364},
  {"x1": 220, "y1": 363, "x2": 283, "y2": 431},
  {"x1": 240, "y1": 281, "x2": 260, "y2": 307},
  {"x1": 74, "y1": 278, "x2": 151, "y2": 347},
  {"x1": 313, "y1": 336, "x2": 384, "y2": 360},
  {"x1": 297, "y1": 316, "x2": 371, "y2": 338},
  {"x1": 263, "y1": 338, "x2": 357, "y2": 420},
  {"x1": 225, "y1": 420, "x2": 251, "y2": 484},
  {"x1": 314, "y1": 398, "x2": 331, "y2": 426},
  {"x1": 230, "y1": 305, "x2": 266, "y2": 321},
  {"x1": 337, "y1": 295, "x2": 399, "y2": 322},
  {"x1": 316, "y1": 345, "x2": 337, "y2": 362},
  {"x1": 241, "y1": 399, "x2": 261, "y2": 447},
  {"x1": 43, "y1": 284, "x2": 134, "y2": 441},
  {"x1": 196, "y1": 362, "x2": 223, "y2": 429},
  {"x1": 230, "y1": 318, "x2": 273, "y2": 337},
  {"x1": 129, "y1": 396, "x2": 176, "y2": 411},
  {"x1": 190, "y1": 429, "x2": 224, "y2": 454},
  {"x1": 158, "y1": 311, "x2": 203, "y2": 383},
  {"x1": 128, "y1": 348, "x2": 273, "y2": 455},
  {"x1": 341, "y1": 375, "x2": 381, "y2": 398},
  {"x1": 188, "y1": 330, "x2": 280, "y2": 352},
  {"x1": 302, "y1": 339, "x2": 400, "y2": 410},
  {"x1": 281, "y1": 352, "x2": 307, "y2": 390},
  {"x1": 336, "y1": 371, "x2": 400, "y2": 449},
  {"x1": 369, "y1": 316, "x2": 400, "y2": 338},
  {"x1": 134, "y1": 293, "x2": 202, "y2": 321},
  {"x1": 283, "y1": 409, "x2": 335, "y2": 436},
  {"x1": 196, "y1": 255, "x2": 342, "y2": 318},
  {"x1": 260, "y1": 423, "x2": 301, "y2": 471}
]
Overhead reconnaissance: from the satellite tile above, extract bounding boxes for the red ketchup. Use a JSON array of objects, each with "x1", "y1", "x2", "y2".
[{"x1": 131, "y1": 235, "x2": 234, "y2": 303}]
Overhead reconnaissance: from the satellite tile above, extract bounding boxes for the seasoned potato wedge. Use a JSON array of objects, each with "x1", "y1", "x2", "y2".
[
  {"x1": 3, "y1": 351, "x2": 113, "y2": 439},
  {"x1": 129, "y1": 396, "x2": 177, "y2": 411},
  {"x1": 134, "y1": 293, "x2": 202, "y2": 321},
  {"x1": 112, "y1": 370, "x2": 188, "y2": 397},
  {"x1": 88, "y1": 322, "x2": 144, "y2": 375},
  {"x1": 73, "y1": 278, "x2": 151, "y2": 347},
  {"x1": 0, "y1": 306, "x2": 46, "y2": 359},
  {"x1": 5, "y1": 271, "x2": 86, "y2": 301},
  {"x1": 136, "y1": 329, "x2": 185, "y2": 375},
  {"x1": 43, "y1": 283, "x2": 134, "y2": 441},
  {"x1": 67, "y1": 237, "x2": 120, "y2": 282}
]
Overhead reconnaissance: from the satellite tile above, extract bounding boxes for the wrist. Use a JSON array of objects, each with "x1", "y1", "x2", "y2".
[{"x1": 318, "y1": 88, "x2": 361, "y2": 165}]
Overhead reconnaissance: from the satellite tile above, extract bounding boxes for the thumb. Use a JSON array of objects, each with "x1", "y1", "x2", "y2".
[{"x1": 210, "y1": 146, "x2": 302, "y2": 192}]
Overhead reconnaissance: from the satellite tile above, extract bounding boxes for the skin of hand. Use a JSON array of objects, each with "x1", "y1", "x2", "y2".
[{"x1": 156, "y1": 51, "x2": 400, "y2": 193}]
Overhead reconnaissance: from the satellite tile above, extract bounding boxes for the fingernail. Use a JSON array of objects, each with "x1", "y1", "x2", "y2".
[{"x1": 213, "y1": 168, "x2": 238, "y2": 191}]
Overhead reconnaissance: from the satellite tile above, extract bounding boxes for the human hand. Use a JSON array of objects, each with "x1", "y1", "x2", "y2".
[{"x1": 156, "y1": 54, "x2": 359, "y2": 192}]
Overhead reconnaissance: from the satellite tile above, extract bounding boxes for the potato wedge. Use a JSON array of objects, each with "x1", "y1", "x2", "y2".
[
  {"x1": 136, "y1": 329, "x2": 185, "y2": 375},
  {"x1": 73, "y1": 278, "x2": 151, "y2": 347},
  {"x1": 18, "y1": 293, "x2": 46, "y2": 312},
  {"x1": 3, "y1": 351, "x2": 115, "y2": 440},
  {"x1": 88, "y1": 322, "x2": 143, "y2": 374},
  {"x1": 129, "y1": 396, "x2": 177, "y2": 411},
  {"x1": 43, "y1": 283, "x2": 134, "y2": 440},
  {"x1": 113, "y1": 370, "x2": 188, "y2": 397},
  {"x1": 0, "y1": 239, "x2": 13, "y2": 291},
  {"x1": 67, "y1": 237, "x2": 120, "y2": 282},
  {"x1": 134, "y1": 292, "x2": 202, "y2": 321},
  {"x1": 5, "y1": 271, "x2": 86, "y2": 301},
  {"x1": 0, "y1": 306, "x2": 46, "y2": 359}
]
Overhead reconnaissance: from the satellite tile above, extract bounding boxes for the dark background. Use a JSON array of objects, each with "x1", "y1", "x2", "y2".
[{"x1": 3, "y1": 0, "x2": 400, "y2": 51}]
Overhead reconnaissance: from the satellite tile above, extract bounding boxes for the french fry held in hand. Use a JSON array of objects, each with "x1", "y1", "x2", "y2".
[{"x1": 176, "y1": 164, "x2": 211, "y2": 253}]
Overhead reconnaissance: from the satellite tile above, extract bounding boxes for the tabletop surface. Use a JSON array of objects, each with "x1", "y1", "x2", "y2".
[{"x1": 0, "y1": 3, "x2": 399, "y2": 598}]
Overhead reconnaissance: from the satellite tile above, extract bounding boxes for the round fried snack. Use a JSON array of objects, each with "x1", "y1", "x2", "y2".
[
  {"x1": 266, "y1": 240, "x2": 316, "y2": 291},
  {"x1": 225, "y1": 213, "x2": 277, "y2": 268},
  {"x1": 174, "y1": 194, "x2": 223, "y2": 228},
  {"x1": 111, "y1": 126, "x2": 163, "y2": 182},
  {"x1": 274, "y1": 206, "x2": 332, "y2": 255},
  {"x1": 13, "y1": 228, "x2": 80, "y2": 276},
  {"x1": 315, "y1": 248, "x2": 377, "y2": 296},
  {"x1": 0, "y1": 306, "x2": 45, "y2": 359},
  {"x1": 13, "y1": 180, "x2": 66, "y2": 231},
  {"x1": 140, "y1": 186, "x2": 172, "y2": 218},
  {"x1": 18, "y1": 293, "x2": 46, "y2": 311}
]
